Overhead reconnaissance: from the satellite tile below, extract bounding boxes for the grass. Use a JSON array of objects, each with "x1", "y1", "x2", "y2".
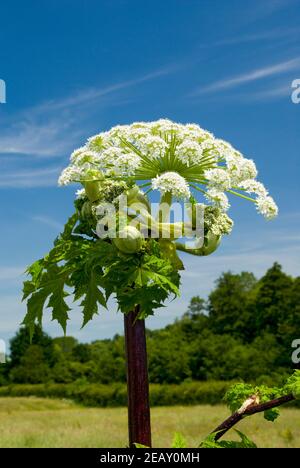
[{"x1": 0, "y1": 397, "x2": 299, "y2": 448}]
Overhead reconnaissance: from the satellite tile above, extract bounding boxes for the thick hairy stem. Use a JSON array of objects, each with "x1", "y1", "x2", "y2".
[
  {"x1": 212, "y1": 393, "x2": 295, "y2": 441},
  {"x1": 124, "y1": 307, "x2": 152, "y2": 448}
]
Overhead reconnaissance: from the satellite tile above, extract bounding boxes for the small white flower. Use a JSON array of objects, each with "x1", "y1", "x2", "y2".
[
  {"x1": 58, "y1": 166, "x2": 83, "y2": 186},
  {"x1": 152, "y1": 171, "x2": 191, "y2": 199},
  {"x1": 138, "y1": 135, "x2": 168, "y2": 158},
  {"x1": 108, "y1": 124, "x2": 131, "y2": 138},
  {"x1": 151, "y1": 118, "x2": 182, "y2": 134},
  {"x1": 256, "y1": 196, "x2": 278, "y2": 220},
  {"x1": 227, "y1": 156, "x2": 258, "y2": 183},
  {"x1": 127, "y1": 127, "x2": 152, "y2": 141},
  {"x1": 205, "y1": 188, "x2": 230, "y2": 211},
  {"x1": 100, "y1": 147, "x2": 124, "y2": 166},
  {"x1": 71, "y1": 150, "x2": 100, "y2": 166},
  {"x1": 70, "y1": 146, "x2": 88, "y2": 162},
  {"x1": 115, "y1": 152, "x2": 141, "y2": 175},
  {"x1": 204, "y1": 168, "x2": 232, "y2": 191},
  {"x1": 204, "y1": 207, "x2": 234, "y2": 236},
  {"x1": 239, "y1": 179, "x2": 268, "y2": 197},
  {"x1": 176, "y1": 140, "x2": 204, "y2": 165},
  {"x1": 87, "y1": 132, "x2": 110, "y2": 152},
  {"x1": 76, "y1": 188, "x2": 86, "y2": 199}
]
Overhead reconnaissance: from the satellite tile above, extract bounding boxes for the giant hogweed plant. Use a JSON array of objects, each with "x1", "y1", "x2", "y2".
[
  {"x1": 23, "y1": 119, "x2": 280, "y2": 447},
  {"x1": 23, "y1": 119, "x2": 277, "y2": 335}
]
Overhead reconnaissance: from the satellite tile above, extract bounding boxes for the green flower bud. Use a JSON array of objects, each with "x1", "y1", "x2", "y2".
[
  {"x1": 83, "y1": 170, "x2": 104, "y2": 202},
  {"x1": 126, "y1": 186, "x2": 151, "y2": 212},
  {"x1": 113, "y1": 226, "x2": 144, "y2": 254},
  {"x1": 84, "y1": 181, "x2": 102, "y2": 203}
]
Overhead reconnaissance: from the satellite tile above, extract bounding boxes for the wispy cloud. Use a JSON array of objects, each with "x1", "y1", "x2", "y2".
[
  {"x1": 0, "y1": 167, "x2": 61, "y2": 188},
  {"x1": 0, "y1": 64, "x2": 177, "y2": 189},
  {"x1": 33, "y1": 66, "x2": 176, "y2": 114},
  {"x1": 246, "y1": 83, "x2": 292, "y2": 101},
  {"x1": 249, "y1": 0, "x2": 298, "y2": 20},
  {"x1": 0, "y1": 65, "x2": 176, "y2": 158},
  {"x1": 32, "y1": 215, "x2": 63, "y2": 231},
  {"x1": 190, "y1": 57, "x2": 300, "y2": 96},
  {"x1": 203, "y1": 27, "x2": 300, "y2": 48}
]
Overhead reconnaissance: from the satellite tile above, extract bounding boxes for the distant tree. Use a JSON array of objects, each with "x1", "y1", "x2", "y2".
[
  {"x1": 185, "y1": 296, "x2": 207, "y2": 317},
  {"x1": 89, "y1": 337, "x2": 126, "y2": 383},
  {"x1": 53, "y1": 336, "x2": 78, "y2": 354},
  {"x1": 9, "y1": 325, "x2": 56, "y2": 369},
  {"x1": 278, "y1": 276, "x2": 300, "y2": 345},
  {"x1": 254, "y1": 263, "x2": 293, "y2": 339},
  {"x1": 72, "y1": 343, "x2": 92, "y2": 363},
  {"x1": 148, "y1": 330, "x2": 191, "y2": 383},
  {"x1": 10, "y1": 345, "x2": 51, "y2": 384},
  {"x1": 2, "y1": 263, "x2": 297, "y2": 387},
  {"x1": 208, "y1": 271, "x2": 257, "y2": 340}
]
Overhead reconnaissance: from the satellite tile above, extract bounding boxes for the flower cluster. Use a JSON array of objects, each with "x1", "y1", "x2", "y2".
[
  {"x1": 152, "y1": 172, "x2": 190, "y2": 199},
  {"x1": 58, "y1": 118, "x2": 278, "y2": 220},
  {"x1": 203, "y1": 206, "x2": 234, "y2": 237}
]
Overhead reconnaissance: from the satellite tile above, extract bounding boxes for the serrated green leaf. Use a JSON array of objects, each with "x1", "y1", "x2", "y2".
[
  {"x1": 22, "y1": 288, "x2": 50, "y2": 340},
  {"x1": 201, "y1": 430, "x2": 257, "y2": 449},
  {"x1": 79, "y1": 269, "x2": 107, "y2": 327}
]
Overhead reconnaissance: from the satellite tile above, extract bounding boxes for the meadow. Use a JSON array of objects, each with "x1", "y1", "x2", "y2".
[{"x1": 0, "y1": 397, "x2": 299, "y2": 448}]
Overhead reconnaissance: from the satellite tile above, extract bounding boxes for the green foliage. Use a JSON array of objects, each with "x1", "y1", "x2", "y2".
[
  {"x1": 224, "y1": 382, "x2": 282, "y2": 422},
  {"x1": 14, "y1": 262, "x2": 300, "y2": 389},
  {"x1": 201, "y1": 430, "x2": 257, "y2": 449},
  {"x1": 9, "y1": 346, "x2": 51, "y2": 384},
  {"x1": 199, "y1": 371, "x2": 300, "y2": 448},
  {"x1": 284, "y1": 371, "x2": 300, "y2": 399},
  {"x1": 208, "y1": 271, "x2": 257, "y2": 340},
  {"x1": 23, "y1": 211, "x2": 180, "y2": 336},
  {"x1": 171, "y1": 433, "x2": 188, "y2": 448},
  {"x1": 9, "y1": 326, "x2": 57, "y2": 369},
  {"x1": 0, "y1": 381, "x2": 234, "y2": 407}
]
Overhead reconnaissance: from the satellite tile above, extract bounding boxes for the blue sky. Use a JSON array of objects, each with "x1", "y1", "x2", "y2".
[{"x1": 0, "y1": 0, "x2": 300, "y2": 344}]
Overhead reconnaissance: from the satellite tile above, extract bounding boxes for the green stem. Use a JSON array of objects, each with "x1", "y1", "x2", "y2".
[
  {"x1": 158, "y1": 191, "x2": 172, "y2": 223},
  {"x1": 227, "y1": 190, "x2": 256, "y2": 203}
]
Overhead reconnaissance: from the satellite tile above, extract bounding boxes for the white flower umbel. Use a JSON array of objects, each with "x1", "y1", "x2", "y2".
[
  {"x1": 205, "y1": 188, "x2": 230, "y2": 212},
  {"x1": 256, "y1": 196, "x2": 279, "y2": 220},
  {"x1": 204, "y1": 168, "x2": 232, "y2": 191},
  {"x1": 152, "y1": 172, "x2": 191, "y2": 199},
  {"x1": 239, "y1": 179, "x2": 268, "y2": 197},
  {"x1": 58, "y1": 118, "x2": 278, "y2": 220},
  {"x1": 227, "y1": 156, "x2": 258, "y2": 184},
  {"x1": 176, "y1": 140, "x2": 204, "y2": 165}
]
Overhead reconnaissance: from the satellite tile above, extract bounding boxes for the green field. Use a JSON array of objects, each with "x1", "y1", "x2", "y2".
[{"x1": 0, "y1": 397, "x2": 299, "y2": 448}]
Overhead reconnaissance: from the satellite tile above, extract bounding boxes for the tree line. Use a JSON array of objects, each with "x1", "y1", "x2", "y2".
[{"x1": 0, "y1": 263, "x2": 299, "y2": 386}]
